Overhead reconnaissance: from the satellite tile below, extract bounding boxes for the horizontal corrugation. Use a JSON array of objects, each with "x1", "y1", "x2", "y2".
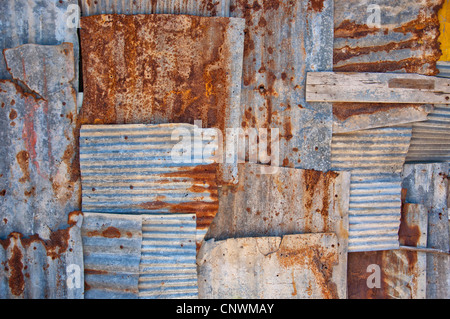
[
  {"x1": 80, "y1": 0, "x2": 230, "y2": 17},
  {"x1": 82, "y1": 213, "x2": 143, "y2": 299},
  {"x1": 437, "y1": 61, "x2": 450, "y2": 78},
  {"x1": 406, "y1": 106, "x2": 450, "y2": 163},
  {"x1": 139, "y1": 214, "x2": 197, "y2": 299},
  {"x1": 331, "y1": 125, "x2": 413, "y2": 252}
]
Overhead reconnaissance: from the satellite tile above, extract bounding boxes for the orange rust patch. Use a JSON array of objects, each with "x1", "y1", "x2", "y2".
[
  {"x1": 8, "y1": 245, "x2": 24, "y2": 296},
  {"x1": 16, "y1": 150, "x2": 30, "y2": 184},
  {"x1": 9, "y1": 109, "x2": 17, "y2": 120},
  {"x1": 307, "y1": 0, "x2": 325, "y2": 12},
  {"x1": 333, "y1": 102, "x2": 422, "y2": 121}
]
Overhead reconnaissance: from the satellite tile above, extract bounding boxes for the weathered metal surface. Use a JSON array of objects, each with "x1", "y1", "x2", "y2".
[
  {"x1": 0, "y1": 211, "x2": 84, "y2": 299},
  {"x1": 405, "y1": 105, "x2": 450, "y2": 163},
  {"x1": 331, "y1": 125, "x2": 413, "y2": 252},
  {"x1": 80, "y1": 0, "x2": 231, "y2": 17},
  {"x1": 205, "y1": 163, "x2": 350, "y2": 298},
  {"x1": 347, "y1": 203, "x2": 427, "y2": 299},
  {"x1": 230, "y1": 0, "x2": 334, "y2": 172},
  {"x1": 198, "y1": 233, "x2": 340, "y2": 299},
  {"x1": 82, "y1": 213, "x2": 143, "y2": 299},
  {"x1": 438, "y1": 0, "x2": 450, "y2": 61},
  {"x1": 80, "y1": 124, "x2": 218, "y2": 246},
  {"x1": 0, "y1": 0, "x2": 79, "y2": 86},
  {"x1": 437, "y1": 61, "x2": 450, "y2": 78},
  {"x1": 139, "y1": 214, "x2": 198, "y2": 299},
  {"x1": 401, "y1": 163, "x2": 450, "y2": 299},
  {"x1": 0, "y1": 43, "x2": 80, "y2": 240}
]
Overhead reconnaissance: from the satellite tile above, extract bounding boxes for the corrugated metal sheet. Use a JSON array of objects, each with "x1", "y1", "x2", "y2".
[
  {"x1": 405, "y1": 105, "x2": 450, "y2": 163},
  {"x1": 0, "y1": 43, "x2": 80, "y2": 239},
  {"x1": 79, "y1": 13, "x2": 244, "y2": 184},
  {"x1": 82, "y1": 213, "x2": 143, "y2": 299},
  {"x1": 80, "y1": 124, "x2": 218, "y2": 246},
  {"x1": 0, "y1": 0, "x2": 79, "y2": 86},
  {"x1": 139, "y1": 214, "x2": 198, "y2": 299},
  {"x1": 205, "y1": 163, "x2": 350, "y2": 298},
  {"x1": 401, "y1": 163, "x2": 450, "y2": 299},
  {"x1": 198, "y1": 233, "x2": 340, "y2": 299},
  {"x1": 230, "y1": 0, "x2": 334, "y2": 172},
  {"x1": 331, "y1": 125, "x2": 413, "y2": 252},
  {"x1": 437, "y1": 61, "x2": 450, "y2": 78},
  {"x1": 0, "y1": 211, "x2": 84, "y2": 299},
  {"x1": 347, "y1": 203, "x2": 427, "y2": 299},
  {"x1": 80, "y1": 0, "x2": 231, "y2": 17}
]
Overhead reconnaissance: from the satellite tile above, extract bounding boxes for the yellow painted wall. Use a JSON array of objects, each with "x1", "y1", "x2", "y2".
[{"x1": 439, "y1": 0, "x2": 450, "y2": 61}]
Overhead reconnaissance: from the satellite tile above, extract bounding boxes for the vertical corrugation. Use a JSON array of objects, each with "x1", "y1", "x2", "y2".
[
  {"x1": 139, "y1": 214, "x2": 198, "y2": 299},
  {"x1": 331, "y1": 125, "x2": 413, "y2": 252}
]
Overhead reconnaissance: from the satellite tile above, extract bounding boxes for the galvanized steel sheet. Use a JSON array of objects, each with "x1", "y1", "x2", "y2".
[
  {"x1": 331, "y1": 125, "x2": 413, "y2": 252},
  {"x1": 82, "y1": 213, "x2": 143, "y2": 299},
  {"x1": 198, "y1": 233, "x2": 340, "y2": 299},
  {"x1": 230, "y1": 0, "x2": 334, "y2": 172},
  {"x1": 0, "y1": 43, "x2": 80, "y2": 239}
]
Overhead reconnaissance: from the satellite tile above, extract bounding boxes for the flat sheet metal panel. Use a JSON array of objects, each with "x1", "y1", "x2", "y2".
[
  {"x1": 0, "y1": 0, "x2": 79, "y2": 85},
  {"x1": 205, "y1": 163, "x2": 350, "y2": 299},
  {"x1": 0, "y1": 43, "x2": 80, "y2": 239},
  {"x1": 80, "y1": 124, "x2": 218, "y2": 245},
  {"x1": 198, "y1": 233, "x2": 340, "y2": 299},
  {"x1": 82, "y1": 213, "x2": 143, "y2": 299},
  {"x1": 331, "y1": 125, "x2": 413, "y2": 252},
  {"x1": 0, "y1": 212, "x2": 84, "y2": 299},
  {"x1": 230, "y1": 0, "x2": 334, "y2": 172},
  {"x1": 139, "y1": 214, "x2": 198, "y2": 299},
  {"x1": 80, "y1": 0, "x2": 231, "y2": 17}
]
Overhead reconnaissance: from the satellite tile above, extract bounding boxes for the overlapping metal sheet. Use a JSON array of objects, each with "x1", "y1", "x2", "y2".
[
  {"x1": 139, "y1": 214, "x2": 198, "y2": 299},
  {"x1": 437, "y1": 61, "x2": 450, "y2": 78},
  {"x1": 80, "y1": 0, "x2": 231, "y2": 17},
  {"x1": 0, "y1": 43, "x2": 80, "y2": 239},
  {"x1": 0, "y1": 0, "x2": 79, "y2": 85},
  {"x1": 82, "y1": 213, "x2": 143, "y2": 299},
  {"x1": 0, "y1": 212, "x2": 84, "y2": 299},
  {"x1": 331, "y1": 125, "x2": 413, "y2": 252},
  {"x1": 229, "y1": 0, "x2": 334, "y2": 172},
  {"x1": 80, "y1": 124, "x2": 219, "y2": 246},
  {"x1": 198, "y1": 233, "x2": 340, "y2": 299}
]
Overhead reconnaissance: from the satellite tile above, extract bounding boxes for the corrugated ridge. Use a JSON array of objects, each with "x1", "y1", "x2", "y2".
[
  {"x1": 331, "y1": 125, "x2": 412, "y2": 252},
  {"x1": 406, "y1": 105, "x2": 450, "y2": 163},
  {"x1": 437, "y1": 61, "x2": 450, "y2": 78},
  {"x1": 139, "y1": 214, "x2": 198, "y2": 299}
]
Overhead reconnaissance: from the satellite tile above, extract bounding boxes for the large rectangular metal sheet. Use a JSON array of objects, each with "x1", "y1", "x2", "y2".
[
  {"x1": 331, "y1": 125, "x2": 413, "y2": 252},
  {"x1": 139, "y1": 214, "x2": 198, "y2": 299},
  {"x1": 80, "y1": 124, "x2": 219, "y2": 246},
  {"x1": 82, "y1": 213, "x2": 143, "y2": 299},
  {"x1": 80, "y1": 0, "x2": 231, "y2": 17},
  {"x1": 229, "y1": 0, "x2": 334, "y2": 172},
  {"x1": 0, "y1": 0, "x2": 79, "y2": 85},
  {"x1": 198, "y1": 233, "x2": 340, "y2": 299},
  {"x1": 0, "y1": 43, "x2": 80, "y2": 240},
  {"x1": 0, "y1": 212, "x2": 84, "y2": 299}
]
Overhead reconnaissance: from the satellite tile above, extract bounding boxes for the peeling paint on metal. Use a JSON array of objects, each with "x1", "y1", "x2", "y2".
[
  {"x1": 230, "y1": 0, "x2": 334, "y2": 172},
  {"x1": 80, "y1": 0, "x2": 231, "y2": 17},
  {"x1": 331, "y1": 125, "x2": 413, "y2": 252},
  {"x1": 0, "y1": 211, "x2": 84, "y2": 299},
  {"x1": 198, "y1": 233, "x2": 340, "y2": 299},
  {"x1": 80, "y1": 124, "x2": 219, "y2": 246},
  {"x1": 0, "y1": 0, "x2": 80, "y2": 86},
  {"x1": 438, "y1": 0, "x2": 450, "y2": 61},
  {"x1": 0, "y1": 43, "x2": 80, "y2": 239},
  {"x1": 82, "y1": 213, "x2": 143, "y2": 299},
  {"x1": 139, "y1": 214, "x2": 198, "y2": 299}
]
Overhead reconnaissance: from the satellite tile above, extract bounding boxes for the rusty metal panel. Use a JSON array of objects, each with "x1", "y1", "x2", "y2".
[
  {"x1": 198, "y1": 233, "x2": 340, "y2": 299},
  {"x1": 0, "y1": 212, "x2": 84, "y2": 299},
  {"x1": 331, "y1": 125, "x2": 413, "y2": 252},
  {"x1": 405, "y1": 105, "x2": 450, "y2": 163},
  {"x1": 229, "y1": 0, "x2": 334, "y2": 172},
  {"x1": 0, "y1": 0, "x2": 79, "y2": 85},
  {"x1": 82, "y1": 213, "x2": 143, "y2": 299},
  {"x1": 80, "y1": 124, "x2": 218, "y2": 246},
  {"x1": 139, "y1": 214, "x2": 198, "y2": 299},
  {"x1": 401, "y1": 163, "x2": 450, "y2": 299},
  {"x1": 80, "y1": 0, "x2": 230, "y2": 17},
  {"x1": 347, "y1": 203, "x2": 427, "y2": 299},
  {"x1": 0, "y1": 43, "x2": 80, "y2": 240},
  {"x1": 205, "y1": 163, "x2": 350, "y2": 298}
]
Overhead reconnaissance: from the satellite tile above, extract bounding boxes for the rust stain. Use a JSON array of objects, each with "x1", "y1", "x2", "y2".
[
  {"x1": 333, "y1": 102, "x2": 422, "y2": 121},
  {"x1": 84, "y1": 269, "x2": 108, "y2": 275},
  {"x1": 8, "y1": 244, "x2": 25, "y2": 296},
  {"x1": 87, "y1": 226, "x2": 122, "y2": 239},
  {"x1": 388, "y1": 78, "x2": 435, "y2": 90},
  {"x1": 16, "y1": 150, "x2": 30, "y2": 184},
  {"x1": 398, "y1": 203, "x2": 421, "y2": 247},
  {"x1": 308, "y1": 0, "x2": 325, "y2": 12},
  {"x1": 0, "y1": 189, "x2": 6, "y2": 196},
  {"x1": 9, "y1": 109, "x2": 17, "y2": 120},
  {"x1": 334, "y1": 20, "x2": 380, "y2": 39}
]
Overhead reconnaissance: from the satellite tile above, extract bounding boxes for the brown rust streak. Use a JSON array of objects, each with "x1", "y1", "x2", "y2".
[
  {"x1": 307, "y1": 0, "x2": 325, "y2": 12},
  {"x1": 8, "y1": 245, "x2": 25, "y2": 296},
  {"x1": 398, "y1": 203, "x2": 421, "y2": 247},
  {"x1": 16, "y1": 150, "x2": 30, "y2": 184},
  {"x1": 333, "y1": 102, "x2": 422, "y2": 121},
  {"x1": 87, "y1": 226, "x2": 122, "y2": 239}
]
